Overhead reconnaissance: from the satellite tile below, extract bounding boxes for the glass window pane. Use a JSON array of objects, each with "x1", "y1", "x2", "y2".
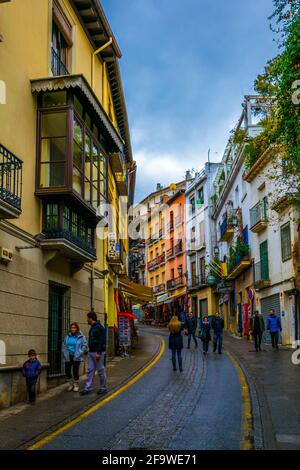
[
  {"x1": 41, "y1": 137, "x2": 66, "y2": 162},
  {"x1": 63, "y1": 206, "x2": 70, "y2": 230},
  {"x1": 85, "y1": 113, "x2": 91, "y2": 130},
  {"x1": 84, "y1": 177, "x2": 91, "y2": 203},
  {"x1": 73, "y1": 166, "x2": 82, "y2": 194},
  {"x1": 40, "y1": 162, "x2": 65, "y2": 187},
  {"x1": 92, "y1": 185, "x2": 98, "y2": 208},
  {"x1": 73, "y1": 119, "x2": 83, "y2": 146},
  {"x1": 73, "y1": 140, "x2": 83, "y2": 168},
  {"x1": 42, "y1": 112, "x2": 67, "y2": 138},
  {"x1": 71, "y1": 212, "x2": 78, "y2": 236},
  {"x1": 74, "y1": 96, "x2": 83, "y2": 117},
  {"x1": 42, "y1": 92, "x2": 67, "y2": 107}
]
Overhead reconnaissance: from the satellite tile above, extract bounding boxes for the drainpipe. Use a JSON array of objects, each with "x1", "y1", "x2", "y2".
[
  {"x1": 91, "y1": 37, "x2": 113, "y2": 90},
  {"x1": 90, "y1": 263, "x2": 95, "y2": 310}
]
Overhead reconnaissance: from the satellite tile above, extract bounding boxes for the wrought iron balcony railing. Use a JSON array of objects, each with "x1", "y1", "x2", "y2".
[
  {"x1": 0, "y1": 144, "x2": 23, "y2": 215},
  {"x1": 153, "y1": 284, "x2": 166, "y2": 294},
  {"x1": 167, "y1": 247, "x2": 175, "y2": 259},
  {"x1": 51, "y1": 47, "x2": 70, "y2": 77},
  {"x1": 254, "y1": 259, "x2": 270, "y2": 288},
  {"x1": 166, "y1": 276, "x2": 184, "y2": 291},
  {"x1": 188, "y1": 275, "x2": 207, "y2": 289},
  {"x1": 43, "y1": 228, "x2": 96, "y2": 258},
  {"x1": 147, "y1": 253, "x2": 165, "y2": 271},
  {"x1": 175, "y1": 240, "x2": 184, "y2": 256},
  {"x1": 250, "y1": 200, "x2": 268, "y2": 232}
]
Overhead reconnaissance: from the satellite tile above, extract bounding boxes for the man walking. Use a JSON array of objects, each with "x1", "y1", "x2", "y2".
[
  {"x1": 212, "y1": 312, "x2": 224, "y2": 354},
  {"x1": 80, "y1": 310, "x2": 107, "y2": 396},
  {"x1": 267, "y1": 308, "x2": 282, "y2": 350},
  {"x1": 185, "y1": 312, "x2": 198, "y2": 349},
  {"x1": 250, "y1": 310, "x2": 265, "y2": 352}
]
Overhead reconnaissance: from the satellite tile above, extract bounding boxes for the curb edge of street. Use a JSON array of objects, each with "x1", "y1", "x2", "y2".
[
  {"x1": 225, "y1": 347, "x2": 264, "y2": 451},
  {"x1": 23, "y1": 333, "x2": 164, "y2": 451}
]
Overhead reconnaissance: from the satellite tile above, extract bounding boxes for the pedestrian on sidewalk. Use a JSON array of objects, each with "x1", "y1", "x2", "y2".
[
  {"x1": 80, "y1": 310, "x2": 107, "y2": 396},
  {"x1": 200, "y1": 316, "x2": 211, "y2": 355},
  {"x1": 63, "y1": 322, "x2": 88, "y2": 392},
  {"x1": 168, "y1": 315, "x2": 184, "y2": 372},
  {"x1": 212, "y1": 312, "x2": 224, "y2": 354},
  {"x1": 267, "y1": 309, "x2": 282, "y2": 350},
  {"x1": 22, "y1": 349, "x2": 42, "y2": 405},
  {"x1": 250, "y1": 310, "x2": 265, "y2": 352},
  {"x1": 185, "y1": 312, "x2": 198, "y2": 349}
]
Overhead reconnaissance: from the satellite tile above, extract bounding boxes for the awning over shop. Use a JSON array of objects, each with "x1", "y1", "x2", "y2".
[
  {"x1": 118, "y1": 275, "x2": 153, "y2": 304},
  {"x1": 156, "y1": 289, "x2": 186, "y2": 306}
]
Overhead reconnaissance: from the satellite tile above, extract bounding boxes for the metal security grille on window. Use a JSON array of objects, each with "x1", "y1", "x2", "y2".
[
  {"x1": 48, "y1": 282, "x2": 71, "y2": 377},
  {"x1": 0, "y1": 144, "x2": 22, "y2": 209}
]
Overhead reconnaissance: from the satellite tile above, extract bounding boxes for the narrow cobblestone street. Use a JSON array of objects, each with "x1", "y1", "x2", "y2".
[{"x1": 41, "y1": 327, "x2": 243, "y2": 451}]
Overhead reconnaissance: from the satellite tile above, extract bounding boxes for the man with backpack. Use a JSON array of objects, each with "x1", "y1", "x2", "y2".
[{"x1": 80, "y1": 310, "x2": 107, "y2": 396}]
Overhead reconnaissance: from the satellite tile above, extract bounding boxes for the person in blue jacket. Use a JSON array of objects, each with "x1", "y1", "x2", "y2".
[
  {"x1": 63, "y1": 322, "x2": 88, "y2": 392},
  {"x1": 22, "y1": 349, "x2": 42, "y2": 404},
  {"x1": 267, "y1": 309, "x2": 282, "y2": 350}
]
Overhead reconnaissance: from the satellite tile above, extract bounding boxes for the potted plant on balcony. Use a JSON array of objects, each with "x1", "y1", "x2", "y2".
[{"x1": 235, "y1": 240, "x2": 250, "y2": 263}]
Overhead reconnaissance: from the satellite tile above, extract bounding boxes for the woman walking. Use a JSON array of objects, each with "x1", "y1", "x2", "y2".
[
  {"x1": 63, "y1": 322, "x2": 88, "y2": 392},
  {"x1": 168, "y1": 315, "x2": 184, "y2": 372},
  {"x1": 200, "y1": 315, "x2": 211, "y2": 355}
]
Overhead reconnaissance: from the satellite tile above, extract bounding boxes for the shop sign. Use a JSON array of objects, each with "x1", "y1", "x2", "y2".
[{"x1": 216, "y1": 281, "x2": 234, "y2": 294}]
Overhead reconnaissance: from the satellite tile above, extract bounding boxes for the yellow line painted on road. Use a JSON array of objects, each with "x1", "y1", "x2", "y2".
[
  {"x1": 226, "y1": 351, "x2": 254, "y2": 451},
  {"x1": 28, "y1": 337, "x2": 165, "y2": 451}
]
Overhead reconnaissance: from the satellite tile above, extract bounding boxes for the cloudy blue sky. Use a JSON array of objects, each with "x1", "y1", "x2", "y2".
[{"x1": 101, "y1": 0, "x2": 279, "y2": 202}]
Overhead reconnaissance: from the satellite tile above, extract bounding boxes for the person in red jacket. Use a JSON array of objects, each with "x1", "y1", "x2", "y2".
[{"x1": 22, "y1": 349, "x2": 42, "y2": 404}]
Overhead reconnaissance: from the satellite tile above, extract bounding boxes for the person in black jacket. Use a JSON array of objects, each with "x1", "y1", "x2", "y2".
[
  {"x1": 80, "y1": 310, "x2": 107, "y2": 396},
  {"x1": 212, "y1": 312, "x2": 224, "y2": 354},
  {"x1": 185, "y1": 312, "x2": 198, "y2": 349},
  {"x1": 200, "y1": 316, "x2": 212, "y2": 355}
]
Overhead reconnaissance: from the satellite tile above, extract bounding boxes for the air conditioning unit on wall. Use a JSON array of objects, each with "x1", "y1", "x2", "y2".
[{"x1": 0, "y1": 247, "x2": 13, "y2": 263}]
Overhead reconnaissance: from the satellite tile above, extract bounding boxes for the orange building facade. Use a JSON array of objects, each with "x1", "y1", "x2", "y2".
[{"x1": 146, "y1": 189, "x2": 188, "y2": 322}]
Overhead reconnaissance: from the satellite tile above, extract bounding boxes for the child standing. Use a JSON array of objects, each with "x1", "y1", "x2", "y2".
[{"x1": 22, "y1": 349, "x2": 42, "y2": 405}]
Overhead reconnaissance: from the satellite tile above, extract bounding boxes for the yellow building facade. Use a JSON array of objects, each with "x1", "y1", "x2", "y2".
[{"x1": 0, "y1": 0, "x2": 134, "y2": 408}]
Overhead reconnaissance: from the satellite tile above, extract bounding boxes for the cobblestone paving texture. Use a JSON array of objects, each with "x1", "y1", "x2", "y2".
[{"x1": 105, "y1": 345, "x2": 207, "y2": 450}]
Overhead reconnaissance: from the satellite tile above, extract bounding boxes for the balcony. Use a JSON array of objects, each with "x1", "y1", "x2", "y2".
[
  {"x1": 220, "y1": 217, "x2": 234, "y2": 242},
  {"x1": 187, "y1": 238, "x2": 196, "y2": 256},
  {"x1": 153, "y1": 284, "x2": 166, "y2": 295},
  {"x1": 175, "y1": 240, "x2": 184, "y2": 256},
  {"x1": 40, "y1": 228, "x2": 96, "y2": 264},
  {"x1": 188, "y1": 275, "x2": 207, "y2": 291},
  {"x1": 167, "y1": 247, "x2": 175, "y2": 260},
  {"x1": 159, "y1": 228, "x2": 166, "y2": 239},
  {"x1": 51, "y1": 47, "x2": 70, "y2": 77},
  {"x1": 227, "y1": 244, "x2": 251, "y2": 280},
  {"x1": 110, "y1": 153, "x2": 124, "y2": 173},
  {"x1": 250, "y1": 200, "x2": 268, "y2": 233},
  {"x1": 40, "y1": 203, "x2": 96, "y2": 268},
  {"x1": 166, "y1": 276, "x2": 184, "y2": 291},
  {"x1": 137, "y1": 255, "x2": 146, "y2": 268},
  {"x1": 147, "y1": 253, "x2": 165, "y2": 272},
  {"x1": 115, "y1": 171, "x2": 128, "y2": 196},
  {"x1": 254, "y1": 260, "x2": 271, "y2": 290},
  {"x1": 0, "y1": 144, "x2": 23, "y2": 219}
]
